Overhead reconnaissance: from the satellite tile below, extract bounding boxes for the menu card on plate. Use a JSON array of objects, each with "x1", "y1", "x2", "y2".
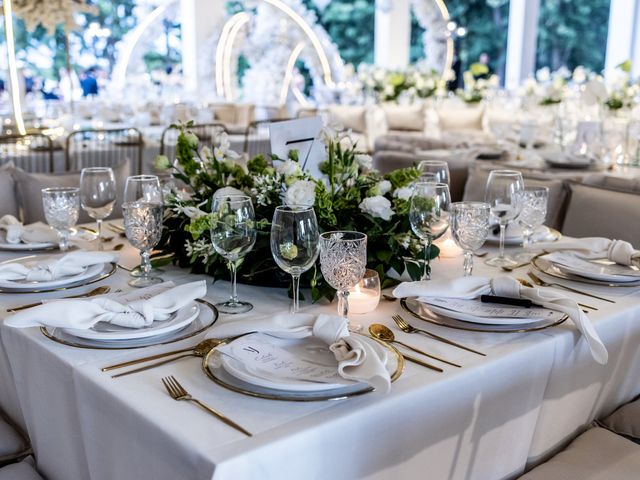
[
  {"x1": 218, "y1": 333, "x2": 353, "y2": 385},
  {"x1": 424, "y1": 297, "x2": 565, "y2": 321}
]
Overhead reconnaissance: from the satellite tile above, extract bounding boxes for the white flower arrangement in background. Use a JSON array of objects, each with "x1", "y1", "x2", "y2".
[{"x1": 12, "y1": 0, "x2": 96, "y2": 35}]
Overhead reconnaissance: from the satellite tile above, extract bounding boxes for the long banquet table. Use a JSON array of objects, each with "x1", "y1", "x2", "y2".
[{"x1": 0, "y1": 237, "x2": 639, "y2": 480}]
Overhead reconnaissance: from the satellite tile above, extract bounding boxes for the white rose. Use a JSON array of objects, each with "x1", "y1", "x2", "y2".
[
  {"x1": 275, "y1": 159, "x2": 302, "y2": 177},
  {"x1": 285, "y1": 180, "x2": 316, "y2": 207},
  {"x1": 355, "y1": 153, "x2": 373, "y2": 170},
  {"x1": 573, "y1": 66, "x2": 587, "y2": 84},
  {"x1": 377, "y1": 180, "x2": 392, "y2": 195},
  {"x1": 536, "y1": 67, "x2": 550, "y2": 83},
  {"x1": 393, "y1": 186, "x2": 413, "y2": 201},
  {"x1": 359, "y1": 195, "x2": 394, "y2": 221}
]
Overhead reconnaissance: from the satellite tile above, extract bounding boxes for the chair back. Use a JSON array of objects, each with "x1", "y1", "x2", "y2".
[
  {"x1": 159, "y1": 123, "x2": 228, "y2": 164},
  {"x1": 66, "y1": 128, "x2": 143, "y2": 175},
  {"x1": 0, "y1": 133, "x2": 54, "y2": 173}
]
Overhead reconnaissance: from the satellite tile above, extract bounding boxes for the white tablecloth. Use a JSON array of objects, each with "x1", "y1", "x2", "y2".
[{"x1": 0, "y1": 238, "x2": 638, "y2": 480}]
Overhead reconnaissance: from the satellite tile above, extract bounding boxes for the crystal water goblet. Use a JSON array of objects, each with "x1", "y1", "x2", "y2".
[
  {"x1": 270, "y1": 205, "x2": 320, "y2": 313},
  {"x1": 80, "y1": 167, "x2": 116, "y2": 250},
  {"x1": 484, "y1": 170, "x2": 524, "y2": 268},
  {"x1": 516, "y1": 186, "x2": 549, "y2": 261},
  {"x1": 42, "y1": 187, "x2": 80, "y2": 251},
  {"x1": 210, "y1": 195, "x2": 256, "y2": 314},
  {"x1": 319, "y1": 231, "x2": 367, "y2": 319},
  {"x1": 123, "y1": 175, "x2": 164, "y2": 287},
  {"x1": 409, "y1": 182, "x2": 451, "y2": 280},
  {"x1": 451, "y1": 202, "x2": 491, "y2": 276}
]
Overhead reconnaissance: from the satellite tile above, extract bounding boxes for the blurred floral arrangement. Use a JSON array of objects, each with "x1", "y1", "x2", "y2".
[
  {"x1": 458, "y1": 63, "x2": 499, "y2": 103},
  {"x1": 157, "y1": 123, "x2": 434, "y2": 301},
  {"x1": 603, "y1": 61, "x2": 639, "y2": 111},
  {"x1": 12, "y1": 0, "x2": 96, "y2": 34},
  {"x1": 357, "y1": 63, "x2": 445, "y2": 103}
]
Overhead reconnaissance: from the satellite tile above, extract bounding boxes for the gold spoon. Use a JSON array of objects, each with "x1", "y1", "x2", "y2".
[
  {"x1": 369, "y1": 324, "x2": 461, "y2": 368},
  {"x1": 112, "y1": 243, "x2": 124, "y2": 251},
  {"x1": 8, "y1": 286, "x2": 111, "y2": 312},
  {"x1": 517, "y1": 278, "x2": 597, "y2": 311}
]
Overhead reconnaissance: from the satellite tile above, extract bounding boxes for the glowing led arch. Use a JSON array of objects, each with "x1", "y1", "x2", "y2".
[{"x1": 3, "y1": 0, "x2": 27, "y2": 135}]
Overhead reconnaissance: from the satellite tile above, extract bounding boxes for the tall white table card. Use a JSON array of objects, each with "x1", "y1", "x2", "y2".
[{"x1": 269, "y1": 117, "x2": 326, "y2": 179}]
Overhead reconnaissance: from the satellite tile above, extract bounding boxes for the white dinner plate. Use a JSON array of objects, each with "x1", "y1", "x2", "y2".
[
  {"x1": 536, "y1": 254, "x2": 640, "y2": 283},
  {"x1": 541, "y1": 151, "x2": 597, "y2": 169},
  {"x1": 203, "y1": 334, "x2": 403, "y2": 401},
  {"x1": 220, "y1": 333, "x2": 362, "y2": 392},
  {"x1": 0, "y1": 240, "x2": 56, "y2": 251},
  {"x1": 422, "y1": 299, "x2": 565, "y2": 326},
  {"x1": 0, "y1": 256, "x2": 108, "y2": 291},
  {"x1": 531, "y1": 257, "x2": 640, "y2": 287},
  {"x1": 63, "y1": 302, "x2": 201, "y2": 341}
]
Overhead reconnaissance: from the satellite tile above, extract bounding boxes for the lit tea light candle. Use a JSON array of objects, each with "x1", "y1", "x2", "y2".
[
  {"x1": 348, "y1": 270, "x2": 380, "y2": 314},
  {"x1": 434, "y1": 230, "x2": 463, "y2": 258}
]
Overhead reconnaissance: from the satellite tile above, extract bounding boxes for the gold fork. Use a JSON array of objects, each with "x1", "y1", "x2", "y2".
[
  {"x1": 162, "y1": 375, "x2": 252, "y2": 436},
  {"x1": 392, "y1": 315, "x2": 485, "y2": 356},
  {"x1": 527, "y1": 272, "x2": 615, "y2": 303}
]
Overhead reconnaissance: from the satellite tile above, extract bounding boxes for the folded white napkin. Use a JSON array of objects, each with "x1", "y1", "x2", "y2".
[
  {"x1": 393, "y1": 276, "x2": 608, "y2": 364},
  {"x1": 0, "y1": 251, "x2": 118, "y2": 283},
  {"x1": 533, "y1": 237, "x2": 640, "y2": 267},
  {"x1": 211, "y1": 313, "x2": 391, "y2": 392},
  {"x1": 5, "y1": 280, "x2": 207, "y2": 329},
  {"x1": 0, "y1": 215, "x2": 58, "y2": 245}
]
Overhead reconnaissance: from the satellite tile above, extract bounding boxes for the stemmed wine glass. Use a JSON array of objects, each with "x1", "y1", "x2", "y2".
[
  {"x1": 42, "y1": 187, "x2": 80, "y2": 251},
  {"x1": 80, "y1": 167, "x2": 116, "y2": 250},
  {"x1": 409, "y1": 182, "x2": 451, "y2": 280},
  {"x1": 319, "y1": 231, "x2": 367, "y2": 319},
  {"x1": 210, "y1": 195, "x2": 256, "y2": 314},
  {"x1": 451, "y1": 202, "x2": 491, "y2": 276},
  {"x1": 484, "y1": 170, "x2": 524, "y2": 268},
  {"x1": 270, "y1": 205, "x2": 320, "y2": 313},
  {"x1": 417, "y1": 160, "x2": 450, "y2": 184},
  {"x1": 122, "y1": 175, "x2": 164, "y2": 288},
  {"x1": 516, "y1": 186, "x2": 549, "y2": 260}
]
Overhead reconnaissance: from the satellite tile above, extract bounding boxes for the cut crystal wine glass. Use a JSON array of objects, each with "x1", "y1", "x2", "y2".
[
  {"x1": 451, "y1": 202, "x2": 491, "y2": 276},
  {"x1": 41, "y1": 187, "x2": 80, "y2": 251},
  {"x1": 319, "y1": 231, "x2": 367, "y2": 319}
]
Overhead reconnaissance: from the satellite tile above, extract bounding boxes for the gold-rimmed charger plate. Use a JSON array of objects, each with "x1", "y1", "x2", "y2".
[
  {"x1": 400, "y1": 297, "x2": 568, "y2": 333},
  {"x1": 0, "y1": 262, "x2": 117, "y2": 294},
  {"x1": 201, "y1": 335, "x2": 404, "y2": 402},
  {"x1": 40, "y1": 299, "x2": 218, "y2": 350},
  {"x1": 531, "y1": 256, "x2": 640, "y2": 288}
]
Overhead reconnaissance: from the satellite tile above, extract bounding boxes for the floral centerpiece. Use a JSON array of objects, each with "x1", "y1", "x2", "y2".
[
  {"x1": 604, "y1": 61, "x2": 639, "y2": 111},
  {"x1": 12, "y1": 0, "x2": 95, "y2": 34},
  {"x1": 358, "y1": 63, "x2": 444, "y2": 103},
  {"x1": 157, "y1": 123, "x2": 436, "y2": 302},
  {"x1": 458, "y1": 63, "x2": 499, "y2": 104}
]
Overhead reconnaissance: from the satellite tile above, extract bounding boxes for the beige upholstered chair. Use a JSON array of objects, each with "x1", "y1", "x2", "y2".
[
  {"x1": 463, "y1": 165, "x2": 568, "y2": 230},
  {"x1": 0, "y1": 457, "x2": 43, "y2": 480},
  {"x1": 13, "y1": 159, "x2": 130, "y2": 224},
  {"x1": 0, "y1": 410, "x2": 30, "y2": 467},
  {"x1": 381, "y1": 103, "x2": 427, "y2": 134},
  {"x1": 519, "y1": 427, "x2": 640, "y2": 479},
  {"x1": 212, "y1": 103, "x2": 256, "y2": 134},
  {"x1": 0, "y1": 165, "x2": 19, "y2": 218},
  {"x1": 561, "y1": 177, "x2": 640, "y2": 243},
  {"x1": 597, "y1": 396, "x2": 640, "y2": 442},
  {"x1": 436, "y1": 105, "x2": 485, "y2": 132}
]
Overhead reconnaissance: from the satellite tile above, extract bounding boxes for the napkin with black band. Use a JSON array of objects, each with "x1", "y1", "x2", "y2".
[
  {"x1": 393, "y1": 276, "x2": 608, "y2": 365},
  {"x1": 210, "y1": 313, "x2": 392, "y2": 392},
  {"x1": 5, "y1": 281, "x2": 207, "y2": 330}
]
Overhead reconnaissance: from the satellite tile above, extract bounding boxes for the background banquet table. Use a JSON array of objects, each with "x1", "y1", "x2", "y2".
[{"x1": 0, "y1": 237, "x2": 638, "y2": 480}]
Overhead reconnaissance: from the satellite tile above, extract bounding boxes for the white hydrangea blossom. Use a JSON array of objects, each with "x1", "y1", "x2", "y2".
[
  {"x1": 355, "y1": 153, "x2": 373, "y2": 171},
  {"x1": 251, "y1": 174, "x2": 280, "y2": 206},
  {"x1": 285, "y1": 180, "x2": 316, "y2": 207},
  {"x1": 359, "y1": 195, "x2": 394, "y2": 221},
  {"x1": 275, "y1": 159, "x2": 302, "y2": 178}
]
